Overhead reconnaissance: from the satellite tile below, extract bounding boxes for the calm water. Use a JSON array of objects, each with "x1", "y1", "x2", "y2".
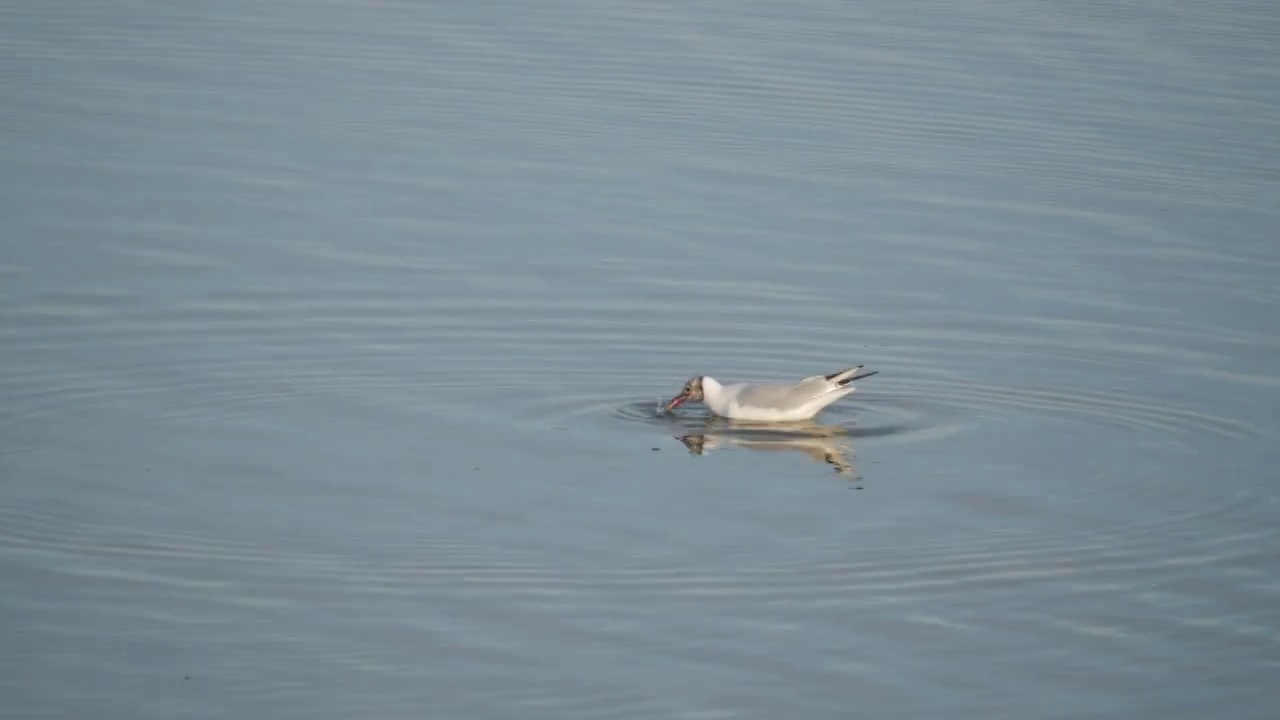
[{"x1": 3, "y1": 1, "x2": 1278, "y2": 717}]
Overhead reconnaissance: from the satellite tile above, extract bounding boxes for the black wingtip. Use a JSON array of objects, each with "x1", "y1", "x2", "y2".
[
  {"x1": 843, "y1": 370, "x2": 878, "y2": 385},
  {"x1": 824, "y1": 366, "x2": 861, "y2": 382}
]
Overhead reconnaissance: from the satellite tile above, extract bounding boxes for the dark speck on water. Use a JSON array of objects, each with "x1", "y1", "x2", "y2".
[{"x1": 1, "y1": 0, "x2": 1276, "y2": 718}]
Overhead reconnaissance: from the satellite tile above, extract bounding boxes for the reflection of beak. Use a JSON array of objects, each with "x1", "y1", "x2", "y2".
[
  {"x1": 677, "y1": 435, "x2": 705, "y2": 455},
  {"x1": 664, "y1": 392, "x2": 689, "y2": 412}
]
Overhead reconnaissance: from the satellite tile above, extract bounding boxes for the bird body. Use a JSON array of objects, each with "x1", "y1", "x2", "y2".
[{"x1": 665, "y1": 366, "x2": 877, "y2": 422}]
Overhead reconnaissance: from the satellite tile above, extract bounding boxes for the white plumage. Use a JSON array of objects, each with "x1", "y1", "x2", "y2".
[{"x1": 665, "y1": 366, "x2": 877, "y2": 422}]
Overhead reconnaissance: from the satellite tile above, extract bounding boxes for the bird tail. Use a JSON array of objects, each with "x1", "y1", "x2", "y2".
[{"x1": 824, "y1": 366, "x2": 878, "y2": 386}]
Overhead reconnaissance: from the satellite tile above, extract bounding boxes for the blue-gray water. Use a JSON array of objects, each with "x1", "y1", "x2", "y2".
[{"x1": 3, "y1": 1, "x2": 1278, "y2": 717}]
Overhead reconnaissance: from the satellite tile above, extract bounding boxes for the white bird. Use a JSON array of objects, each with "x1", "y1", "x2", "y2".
[{"x1": 664, "y1": 366, "x2": 878, "y2": 422}]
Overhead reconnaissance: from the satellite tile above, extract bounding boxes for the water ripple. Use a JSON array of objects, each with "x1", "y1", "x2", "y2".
[{"x1": 4, "y1": 0, "x2": 1279, "y2": 716}]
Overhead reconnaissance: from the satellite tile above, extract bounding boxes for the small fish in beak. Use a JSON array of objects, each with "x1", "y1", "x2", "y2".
[{"x1": 664, "y1": 391, "x2": 689, "y2": 412}]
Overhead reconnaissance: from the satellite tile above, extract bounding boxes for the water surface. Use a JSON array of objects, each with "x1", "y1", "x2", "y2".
[{"x1": 2, "y1": 0, "x2": 1278, "y2": 718}]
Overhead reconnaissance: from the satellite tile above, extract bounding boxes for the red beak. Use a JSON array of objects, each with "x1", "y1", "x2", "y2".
[{"x1": 664, "y1": 393, "x2": 688, "y2": 412}]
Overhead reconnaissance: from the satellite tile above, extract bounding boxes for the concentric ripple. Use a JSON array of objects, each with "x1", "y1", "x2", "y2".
[{"x1": 4, "y1": 0, "x2": 1279, "y2": 717}]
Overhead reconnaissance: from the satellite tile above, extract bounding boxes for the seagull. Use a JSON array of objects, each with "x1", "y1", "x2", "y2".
[{"x1": 664, "y1": 366, "x2": 878, "y2": 422}]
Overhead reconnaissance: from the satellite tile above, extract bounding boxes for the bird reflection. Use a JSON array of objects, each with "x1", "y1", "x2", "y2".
[{"x1": 676, "y1": 418, "x2": 858, "y2": 477}]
